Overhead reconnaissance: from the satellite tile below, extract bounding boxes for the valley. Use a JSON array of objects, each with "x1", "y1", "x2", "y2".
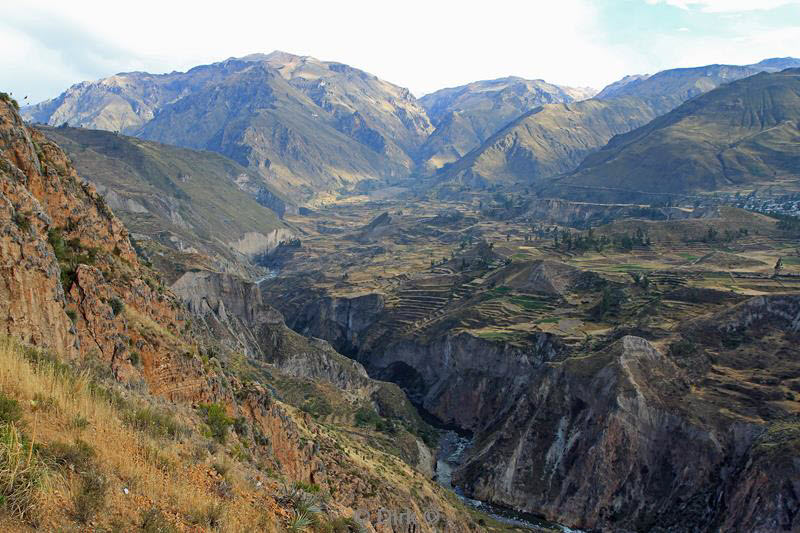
[
  {"x1": 258, "y1": 187, "x2": 800, "y2": 531},
  {"x1": 1, "y1": 22, "x2": 799, "y2": 531}
]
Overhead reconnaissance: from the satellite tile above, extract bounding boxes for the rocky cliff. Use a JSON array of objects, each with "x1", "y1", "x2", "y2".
[{"x1": 277, "y1": 266, "x2": 799, "y2": 532}]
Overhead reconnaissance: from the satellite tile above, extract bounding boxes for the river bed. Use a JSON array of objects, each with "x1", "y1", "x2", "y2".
[{"x1": 434, "y1": 431, "x2": 582, "y2": 532}]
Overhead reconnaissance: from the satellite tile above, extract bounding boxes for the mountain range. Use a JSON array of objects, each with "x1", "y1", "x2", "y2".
[
  {"x1": 25, "y1": 53, "x2": 799, "y2": 204},
  {"x1": 432, "y1": 59, "x2": 800, "y2": 191},
  {"x1": 544, "y1": 68, "x2": 800, "y2": 202}
]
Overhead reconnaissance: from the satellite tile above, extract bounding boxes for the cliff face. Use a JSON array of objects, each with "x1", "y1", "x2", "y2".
[
  {"x1": 1, "y1": 96, "x2": 223, "y2": 402},
  {"x1": 281, "y1": 273, "x2": 800, "y2": 532}
]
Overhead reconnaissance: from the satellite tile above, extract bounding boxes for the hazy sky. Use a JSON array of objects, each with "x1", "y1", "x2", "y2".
[{"x1": 1, "y1": 0, "x2": 799, "y2": 103}]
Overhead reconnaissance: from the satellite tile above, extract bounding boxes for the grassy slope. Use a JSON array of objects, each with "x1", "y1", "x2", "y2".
[
  {"x1": 41, "y1": 126, "x2": 286, "y2": 276},
  {"x1": 550, "y1": 69, "x2": 800, "y2": 200},
  {"x1": 435, "y1": 96, "x2": 662, "y2": 188}
]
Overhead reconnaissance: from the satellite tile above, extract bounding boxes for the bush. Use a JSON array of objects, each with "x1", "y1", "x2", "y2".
[
  {"x1": 198, "y1": 403, "x2": 233, "y2": 443},
  {"x1": 45, "y1": 439, "x2": 95, "y2": 473},
  {"x1": 47, "y1": 228, "x2": 98, "y2": 292},
  {"x1": 0, "y1": 394, "x2": 23, "y2": 426},
  {"x1": 318, "y1": 516, "x2": 363, "y2": 532},
  {"x1": 73, "y1": 472, "x2": 107, "y2": 523},
  {"x1": 0, "y1": 92, "x2": 19, "y2": 110},
  {"x1": 189, "y1": 501, "x2": 225, "y2": 529},
  {"x1": 669, "y1": 339, "x2": 697, "y2": 358},
  {"x1": 12, "y1": 211, "x2": 31, "y2": 232},
  {"x1": 109, "y1": 297, "x2": 124, "y2": 317},
  {"x1": 0, "y1": 424, "x2": 49, "y2": 521},
  {"x1": 124, "y1": 406, "x2": 184, "y2": 440},
  {"x1": 140, "y1": 507, "x2": 177, "y2": 533}
]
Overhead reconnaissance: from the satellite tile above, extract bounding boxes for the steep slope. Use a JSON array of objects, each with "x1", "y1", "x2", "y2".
[
  {"x1": 435, "y1": 96, "x2": 662, "y2": 188},
  {"x1": 436, "y1": 59, "x2": 800, "y2": 190},
  {"x1": 418, "y1": 77, "x2": 595, "y2": 171},
  {"x1": 546, "y1": 68, "x2": 800, "y2": 202},
  {"x1": 0, "y1": 96, "x2": 495, "y2": 532},
  {"x1": 595, "y1": 63, "x2": 765, "y2": 111},
  {"x1": 38, "y1": 126, "x2": 291, "y2": 281},
  {"x1": 23, "y1": 52, "x2": 433, "y2": 204},
  {"x1": 596, "y1": 59, "x2": 800, "y2": 112}
]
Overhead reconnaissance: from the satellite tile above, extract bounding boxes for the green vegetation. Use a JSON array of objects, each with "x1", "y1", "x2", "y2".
[
  {"x1": 0, "y1": 92, "x2": 19, "y2": 110},
  {"x1": 509, "y1": 295, "x2": 549, "y2": 311},
  {"x1": 123, "y1": 406, "x2": 185, "y2": 440},
  {"x1": 0, "y1": 393, "x2": 23, "y2": 426},
  {"x1": 109, "y1": 297, "x2": 125, "y2": 317},
  {"x1": 775, "y1": 214, "x2": 800, "y2": 236},
  {"x1": 12, "y1": 211, "x2": 31, "y2": 232},
  {"x1": 73, "y1": 471, "x2": 107, "y2": 523},
  {"x1": 197, "y1": 403, "x2": 234, "y2": 443},
  {"x1": 354, "y1": 406, "x2": 394, "y2": 433},
  {"x1": 47, "y1": 228, "x2": 98, "y2": 292},
  {"x1": 140, "y1": 507, "x2": 177, "y2": 533},
  {"x1": 300, "y1": 396, "x2": 333, "y2": 419},
  {"x1": 0, "y1": 423, "x2": 49, "y2": 521}
]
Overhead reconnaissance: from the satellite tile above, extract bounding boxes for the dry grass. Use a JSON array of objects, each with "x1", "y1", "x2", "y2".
[{"x1": 0, "y1": 337, "x2": 278, "y2": 531}]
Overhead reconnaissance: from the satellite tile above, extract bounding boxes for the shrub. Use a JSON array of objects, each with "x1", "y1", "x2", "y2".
[
  {"x1": 45, "y1": 439, "x2": 95, "y2": 473},
  {"x1": 124, "y1": 406, "x2": 184, "y2": 440},
  {"x1": 668, "y1": 339, "x2": 697, "y2": 358},
  {"x1": 73, "y1": 472, "x2": 107, "y2": 523},
  {"x1": 0, "y1": 92, "x2": 19, "y2": 110},
  {"x1": 189, "y1": 501, "x2": 225, "y2": 529},
  {"x1": 198, "y1": 403, "x2": 233, "y2": 443},
  {"x1": 300, "y1": 396, "x2": 333, "y2": 419},
  {"x1": 47, "y1": 228, "x2": 99, "y2": 292},
  {"x1": 12, "y1": 211, "x2": 31, "y2": 232},
  {"x1": 0, "y1": 394, "x2": 23, "y2": 426},
  {"x1": 109, "y1": 297, "x2": 124, "y2": 317},
  {"x1": 140, "y1": 507, "x2": 177, "y2": 533},
  {"x1": 0, "y1": 424, "x2": 50, "y2": 521},
  {"x1": 318, "y1": 516, "x2": 363, "y2": 533}
]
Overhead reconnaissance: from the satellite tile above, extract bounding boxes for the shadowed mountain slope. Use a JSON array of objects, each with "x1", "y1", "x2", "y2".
[
  {"x1": 23, "y1": 52, "x2": 433, "y2": 203},
  {"x1": 545, "y1": 68, "x2": 800, "y2": 202},
  {"x1": 418, "y1": 77, "x2": 595, "y2": 171}
]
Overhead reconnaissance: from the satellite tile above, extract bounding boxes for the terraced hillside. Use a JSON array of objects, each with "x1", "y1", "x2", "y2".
[{"x1": 259, "y1": 189, "x2": 800, "y2": 532}]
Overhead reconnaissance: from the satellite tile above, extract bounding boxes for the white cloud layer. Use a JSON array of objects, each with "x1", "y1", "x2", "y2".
[
  {"x1": 647, "y1": 0, "x2": 800, "y2": 12},
  {"x1": 0, "y1": 0, "x2": 798, "y2": 103}
]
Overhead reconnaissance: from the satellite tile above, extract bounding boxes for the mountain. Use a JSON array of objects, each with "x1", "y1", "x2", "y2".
[
  {"x1": 432, "y1": 58, "x2": 800, "y2": 190},
  {"x1": 433, "y1": 96, "x2": 662, "y2": 189},
  {"x1": 0, "y1": 93, "x2": 492, "y2": 533},
  {"x1": 596, "y1": 58, "x2": 800, "y2": 113},
  {"x1": 544, "y1": 68, "x2": 800, "y2": 202},
  {"x1": 418, "y1": 77, "x2": 595, "y2": 171},
  {"x1": 39, "y1": 125, "x2": 292, "y2": 281},
  {"x1": 23, "y1": 52, "x2": 433, "y2": 203}
]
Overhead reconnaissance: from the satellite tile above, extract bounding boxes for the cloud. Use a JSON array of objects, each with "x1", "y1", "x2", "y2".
[
  {"x1": 1, "y1": 0, "x2": 629, "y2": 102},
  {"x1": 646, "y1": 0, "x2": 800, "y2": 12},
  {"x1": 1, "y1": 0, "x2": 798, "y2": 104}
]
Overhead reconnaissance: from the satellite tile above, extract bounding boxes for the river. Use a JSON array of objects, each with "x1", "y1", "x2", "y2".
[{"x1": 434, "y1": 431, "x2": 583, "y2": 532}]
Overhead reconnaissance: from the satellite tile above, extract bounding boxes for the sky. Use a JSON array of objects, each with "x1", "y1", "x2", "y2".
[{"x1": 1, "y1": 0, "x2": 799, "y2": 103}]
